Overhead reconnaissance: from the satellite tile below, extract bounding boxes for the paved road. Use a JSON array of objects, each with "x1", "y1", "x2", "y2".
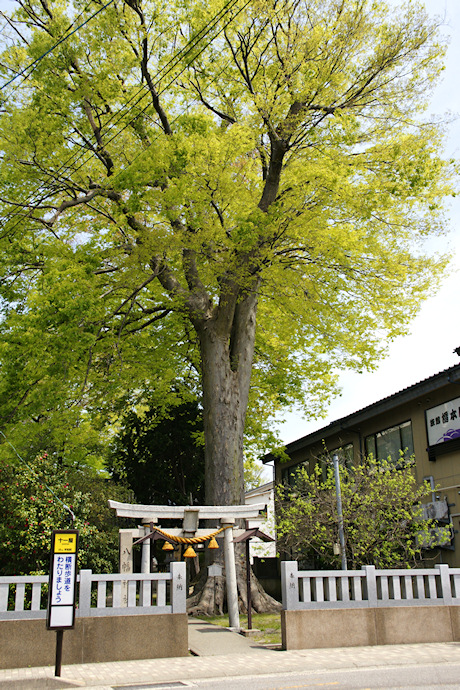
[{"x1": 192, "y1": 661, "x2": 460, "y2": 689}]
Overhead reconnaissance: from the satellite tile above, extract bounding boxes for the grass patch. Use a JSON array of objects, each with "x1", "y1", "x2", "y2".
[{"x1": 195, "y1": 612, "x2": 281, "y2": 646}]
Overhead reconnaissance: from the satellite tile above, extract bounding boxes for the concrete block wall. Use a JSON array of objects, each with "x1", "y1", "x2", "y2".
[
  {"x1": 282, "y1": 606, "x2": 460, "y2": 650},
  {"x1": 0, "y1": 613, "x2": 188, "y2": 669}
]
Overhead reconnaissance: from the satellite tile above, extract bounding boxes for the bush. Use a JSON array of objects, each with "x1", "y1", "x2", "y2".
[
  {"x1": 276, "y1": 455, "x2": 449, "y2": 569},
  {"x1": 0, "y1": 452, "x2": 130, "y2": 575}
]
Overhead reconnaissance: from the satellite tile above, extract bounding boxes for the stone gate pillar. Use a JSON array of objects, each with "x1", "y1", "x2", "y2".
[{"x1": 222, "y1": 518, "x2": 239, "y2": 630}]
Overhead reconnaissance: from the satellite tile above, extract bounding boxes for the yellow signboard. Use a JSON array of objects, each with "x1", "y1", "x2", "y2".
[{"x1": 53, "y1": 533, "x2": 77, "y2": 554}]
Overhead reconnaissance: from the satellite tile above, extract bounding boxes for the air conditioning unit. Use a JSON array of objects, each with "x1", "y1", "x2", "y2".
[
  {"x1": 416, "y1": 526, "x2": 452, "y2": 549},
  {"x1": 421, "y1": 499, "x2": 449, "y2": 521}
]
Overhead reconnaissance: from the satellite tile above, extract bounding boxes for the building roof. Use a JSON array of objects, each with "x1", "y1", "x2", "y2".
[
  {"x1": 245, "y1": 481, "x2": 273, "y2": 498},
  {"x1": 263, "y1": 362, "x2": 460, "y2": 463}
]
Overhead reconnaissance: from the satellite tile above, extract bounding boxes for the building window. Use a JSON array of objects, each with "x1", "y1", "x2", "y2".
[
  {"x1": 364, "y1": 421, "x2": 414, "y2": 463},
  {"x1": 281, "y1": 461, "x2": 309, "y2": 485},
  {"x1": 281, "y1": 444, "x2": 354, "y2": 484},
  {"x1": 315, "y1": 443, "x2": 353, "y2": 479},
  {"x1": 331, "y1": 443, "x2": 354, "y2": 469}
]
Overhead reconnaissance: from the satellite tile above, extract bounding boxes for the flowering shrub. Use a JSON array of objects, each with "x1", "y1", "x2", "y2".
[{"x1": 0, "y1": 453, "x2": 128, "y2": 575}]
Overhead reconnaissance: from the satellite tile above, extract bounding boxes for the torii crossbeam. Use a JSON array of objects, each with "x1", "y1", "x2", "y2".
[{"x1": 108, "y1": 500, "x2": 268, "y2": 629}]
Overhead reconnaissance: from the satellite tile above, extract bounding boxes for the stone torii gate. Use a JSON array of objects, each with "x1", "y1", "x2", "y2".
[{"x1": 108, "y1": 500, "x2": 267, "y2": 629}]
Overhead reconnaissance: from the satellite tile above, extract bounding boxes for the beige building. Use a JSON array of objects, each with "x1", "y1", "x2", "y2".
[{"x1": 266, "y1": 362, "x2": 460, "y2": 567}]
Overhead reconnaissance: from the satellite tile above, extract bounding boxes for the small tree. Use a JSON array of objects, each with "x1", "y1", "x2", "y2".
[{"x1": 276, "y1": 456, "x2": 448, "y2": 569}]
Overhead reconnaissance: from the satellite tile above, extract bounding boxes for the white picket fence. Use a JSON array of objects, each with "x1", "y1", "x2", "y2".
[
  {"x1": 0, "y1": 563, "x2": 186, "y2": 620},
  {"x1": 281, "y1": 561, "x2": 460, "y2": 611}
]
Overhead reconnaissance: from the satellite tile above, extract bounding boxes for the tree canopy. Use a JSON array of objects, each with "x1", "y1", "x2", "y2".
[
  {"x1": 108, "y1": 399, "x2": 206, "y2": 505},
  {"x1": 0, "y1": 0, "x2": 454, "y2": 508}
]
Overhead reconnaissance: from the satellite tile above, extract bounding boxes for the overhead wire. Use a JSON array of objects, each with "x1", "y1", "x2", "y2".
[
  {"x1": 71, "y1": 0, "x2": 250, "y2": 182},
  {"x1": 0, "y1": 2, "x2": 252, "y2": 443},
  {"x1": 0, "y1": 0, "x2": 246, "y2": 234},
  {"x1": 72, "y1": 50, "x2": 238, "y2": 227},
  {"x1": 0, "y1": 0, "x2": 116, "y2": 93},
  {"x1": 49, "y1": 0, "x2": 243, "y2": 180}
]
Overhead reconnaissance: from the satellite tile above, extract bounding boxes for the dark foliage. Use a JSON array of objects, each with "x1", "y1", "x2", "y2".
[{"x1": 108, "y1": 400, "x2": 205, "y2": 505}]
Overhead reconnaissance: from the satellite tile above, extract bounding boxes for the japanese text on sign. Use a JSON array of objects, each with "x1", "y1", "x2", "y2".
[
  {"x1": 51, "y1": 554, "x2": 76, "y2": 606},
  {"x1": 47, "y1": 530, "x2": 79, "y2": 630},
  {"x1": 426, "y1": 396, "x2": 460, "y2": 446}
]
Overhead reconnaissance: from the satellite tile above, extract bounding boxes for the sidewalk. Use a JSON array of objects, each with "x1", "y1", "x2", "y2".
[{"x1": 1, "y1": 621, "x2": 460, "y2": 690}]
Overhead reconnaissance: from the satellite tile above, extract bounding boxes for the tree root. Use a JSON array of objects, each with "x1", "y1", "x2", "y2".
[{"x1": 187, "y1": 558, "x2": 281, "y2": 617}]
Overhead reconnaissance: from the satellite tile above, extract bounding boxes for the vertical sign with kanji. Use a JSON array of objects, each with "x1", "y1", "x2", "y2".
[{"x1": 47, "y1": 529, "x2": 79, "y2": 630}]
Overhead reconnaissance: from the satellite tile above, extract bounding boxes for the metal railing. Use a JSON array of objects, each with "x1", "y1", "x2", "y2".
[
  {"x1": 281, "y1": 561, "x2": 460, "y2": 611},
  {"x1": 0, "y1": 563, "x2": 186, "y2": 620}
]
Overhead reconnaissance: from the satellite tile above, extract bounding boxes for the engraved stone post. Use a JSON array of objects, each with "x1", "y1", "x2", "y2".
[
  {"x1": 171, "y1": 561, "x2": 187, "y2": 613},
  {"x1": 119, "y1": 530, "x2": 134, "y2": 607},
  {"x1": 281, "y1": 561, "x2": 299, "y2": 610},
  {"x1": 363, "y1": 565, "x2": 377, "y2": 607},
  {"x1": 436, "y1": 563, "x2": 453, "y2": 605}
]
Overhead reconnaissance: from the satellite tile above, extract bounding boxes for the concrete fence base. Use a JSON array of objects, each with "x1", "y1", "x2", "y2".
[
  {"x1": 0, "y1": 613, "x2": 188, "y2": 669},
  {"x1": 282, "y1": 606, "x2": 460, "y2": 650}
]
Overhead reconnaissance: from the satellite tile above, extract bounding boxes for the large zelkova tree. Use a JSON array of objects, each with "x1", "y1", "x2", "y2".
[{"x1": 0, "y1": 0, "x2": 454, "y2": 516}]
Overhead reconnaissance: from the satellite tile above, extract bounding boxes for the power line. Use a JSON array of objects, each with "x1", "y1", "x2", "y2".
[
  {"x1": 48, "y1": 0, "x2": 242, "y2": 181},
  {"x1": 0, "y1": 0, "x2": 244, "y2": 233},
  {"x1": 71, "y1": 0, "x2": 249, "y2": 180},
  {"x1": 0, "y1": 0, "x2": 115, "y2": 93}
]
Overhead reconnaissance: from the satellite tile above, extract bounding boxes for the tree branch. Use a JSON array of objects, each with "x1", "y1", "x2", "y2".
[{"x1": 82, "y1": 99, "x2": 115, "y2": 175}]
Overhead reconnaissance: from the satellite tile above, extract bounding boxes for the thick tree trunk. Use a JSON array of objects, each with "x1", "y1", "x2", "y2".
[
  {"x1": 188, "y1": 281, "x2": 281, "y2": 615},
  {"x1": 187, "y1": 546, "x2": 281, "y2": 617},
  {"x1": 200, "y1": 332, "x2": 245, "y2": 506},
  {"x1": 197, "y1": 284, "x2": 259, "y2": 507}
]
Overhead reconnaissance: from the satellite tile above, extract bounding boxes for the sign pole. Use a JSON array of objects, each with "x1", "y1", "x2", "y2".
[
  {"x1": 246, "y1": 537, "x2": 252, "y2": 630},
  {"x1": 332, "y1": 454, "x2": 347, "y2": 570},
  {"x1": 46, "y1": 529, "x2": 79, "y2": 678},
  {"x1": 232, "y1": 525, "x2": 275, "y2": 632},
  {"x1": 55, "y1": 630, "x2": 64, "y2": 677}
]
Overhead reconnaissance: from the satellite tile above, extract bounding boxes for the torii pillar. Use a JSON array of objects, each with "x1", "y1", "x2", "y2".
[
  {"x1": 108, "y1": 501, "x2": 267, "y2": 630},
  {"x1": 221, "y1": 517, "x2": 238, "y2": 628}
]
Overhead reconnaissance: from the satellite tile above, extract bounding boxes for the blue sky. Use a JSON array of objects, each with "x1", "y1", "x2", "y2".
[{"x1": 279, "y1": 0, "x2": 460, "y2": 446}]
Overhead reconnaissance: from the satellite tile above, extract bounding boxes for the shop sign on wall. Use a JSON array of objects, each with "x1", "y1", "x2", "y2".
[
  {"x1": 426, "y1": 396, "x2": 460, "y2": 446},
  {"x1": 46, "y1": 529, "x2": 79, "y2": 630}
]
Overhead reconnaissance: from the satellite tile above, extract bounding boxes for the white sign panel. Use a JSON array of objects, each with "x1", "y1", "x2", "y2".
[
  {"x1": 47, "y1": 530, "x2": 79, "y2": 630},
  {"x1": 51, "y1": 554, "x2": 77, "y2": 606},
  {"x1": 49, "y1": 605, "x2": 74, "y2": 628},
  {"x1": 426, "y1": 396, "x2": 460, "y2": 446}
]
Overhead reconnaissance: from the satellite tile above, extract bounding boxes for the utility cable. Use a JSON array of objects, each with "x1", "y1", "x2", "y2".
[
  {"x1": 44, "y1": 0, "x2": 243, "y2": 179},
  {"x1": 0, "y1": 0, "x2": 116, "y2": 92},
  {"x1": 70, "y1": 0, "x2": 249, "y2": 181},
  {"x1": 0, "y1": 0, "x2": 244, "y2": 232},
  {"x1": 53, "y1": 47, "x2": 235, "y2": 243}
]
